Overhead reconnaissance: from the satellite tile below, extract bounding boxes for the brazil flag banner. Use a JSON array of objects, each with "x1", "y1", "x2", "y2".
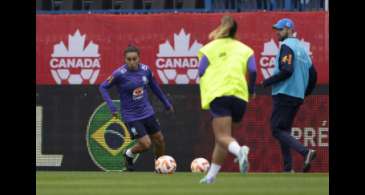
[{"x1": 86, "y1": 100, "x2": 139, "y2": 171}]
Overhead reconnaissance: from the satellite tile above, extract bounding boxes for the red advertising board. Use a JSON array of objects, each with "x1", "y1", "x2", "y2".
[
  {"x1": 221, "y1": 95, "x2": 329, "y2": 172},
  {"x1": 36, "y1": 12, "x2": 328, "y2": 85}
]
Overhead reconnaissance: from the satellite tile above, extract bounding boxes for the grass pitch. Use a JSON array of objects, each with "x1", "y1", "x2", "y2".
[{"x1": 36, "y1": 171, "x2": 328, "y2": 195}]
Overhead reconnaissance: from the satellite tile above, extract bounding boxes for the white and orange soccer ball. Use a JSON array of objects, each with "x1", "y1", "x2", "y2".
[
  {"x1": 190, "y1": 157, "x2": 210, "y2": 173},
  {"x1": 155, "y1": 155, "x2": 177, "y2": 174}
]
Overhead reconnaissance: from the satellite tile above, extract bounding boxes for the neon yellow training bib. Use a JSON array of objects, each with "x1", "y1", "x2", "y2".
[{"x1": 198, "y1": 38, "x2": 254, "y2": 110}]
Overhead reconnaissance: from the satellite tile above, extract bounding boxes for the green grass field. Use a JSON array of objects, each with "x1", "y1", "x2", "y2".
[{"x1": 36, "y1": 171, "x2": 328, "y2": 195}]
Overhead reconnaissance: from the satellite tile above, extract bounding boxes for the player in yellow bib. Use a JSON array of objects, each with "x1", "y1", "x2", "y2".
[{"x1": 198, "y1": 15, "x2": 257, "y2": 184}]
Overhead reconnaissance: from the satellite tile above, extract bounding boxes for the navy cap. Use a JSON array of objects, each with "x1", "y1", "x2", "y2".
[{"x1": 272, "y1": 18, "x2": 294, "y2": 30}]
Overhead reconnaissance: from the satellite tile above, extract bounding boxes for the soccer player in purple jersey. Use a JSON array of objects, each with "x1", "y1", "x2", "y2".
[{"x1": 99, "y1": 45, "x2": 174, "y2": 171}]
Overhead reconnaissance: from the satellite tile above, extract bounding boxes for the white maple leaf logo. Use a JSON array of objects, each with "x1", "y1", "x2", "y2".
[
  {"x1": 52, "y1": 30, "x2": 100, "y2": 57},
  {"x1": 157, "y1": 29, "x2": 202, "y2": 57},
  {"x1": 260, "y1": 38, "x2": 312, "y2": 79},
  {"x1": 49, "y1": 29, "x2": 101, "y2": 85},
  {"x1": 155, "y1": 29, "x2": 203, "y2": 84}
]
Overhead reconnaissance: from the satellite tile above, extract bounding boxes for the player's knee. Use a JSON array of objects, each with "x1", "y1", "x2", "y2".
[
  {"x1": 140, "y1": 138, "x2": 152, "y2": 149},
  {"x1": 215, "y1": 136, "x2": 228, "y2": 145},
  {"x1": 158, "y1": 133, "x2": 165, "y2": 142},
  {"x1": 215, "y1": 136, "x2": 223, "y2": 144},
  {"x1": 151, "y1": 132, "x2": 165, "y2": 145},
  {"x1": 155, "y1": 135, "x2": 165, "y2": 146},
  {"x1": 270, "y1": 121, "x2": 277, "y2": 131},
  {"x1": 272, "y1": 129, "x2": 280, "y2": 139}
]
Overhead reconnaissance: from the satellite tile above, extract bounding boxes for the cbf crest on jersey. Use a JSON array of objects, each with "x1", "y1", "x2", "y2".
[
  {"x1": 86, "y1": 100, "x2": 139, "y2": 171},
  {"x1": 132, "y1": 87, "x2": 144, "y2": 100}
]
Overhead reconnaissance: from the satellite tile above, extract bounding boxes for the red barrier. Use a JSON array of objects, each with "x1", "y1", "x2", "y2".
[{"x1": 36, "y1": 12, "x2": 328, "y2": 85}]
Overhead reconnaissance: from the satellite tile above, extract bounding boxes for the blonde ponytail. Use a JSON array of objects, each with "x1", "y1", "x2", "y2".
[{"x1": 208, "y1": 15, "x2": 235, "y2": 40}]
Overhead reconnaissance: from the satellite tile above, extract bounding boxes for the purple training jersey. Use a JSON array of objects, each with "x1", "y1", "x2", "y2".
[{"x1": 99, "y1": 64, "x2": 172, "y2": 122}]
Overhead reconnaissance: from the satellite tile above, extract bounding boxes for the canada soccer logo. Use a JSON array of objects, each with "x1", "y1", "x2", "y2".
[
  {"x1": 49, "y1": 29, "x2": 101, "y2": 85},
  {"x1": 155, "y1": 29, "x2": 203, "y2": 84},
  {"x1": 260, "y1": 38, "x2": 312, "y2": 79}
]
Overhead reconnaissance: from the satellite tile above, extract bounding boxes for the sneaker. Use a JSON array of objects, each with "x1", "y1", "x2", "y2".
[
  {"x1": 303, "y1": 149, "x2": 317, "y2": 172},
  {"x1": 199, "y1": 176, "x2": 215, "y2": 184},
  {"x1": 283, "y1": 169, "x2": 295, "y2": 173},
  {"x1": 237, "y1": 146, "x2": 250, "y2": 173},
  {"x1": 123, "y1": 153, "x2": 135, "y2": 171}
]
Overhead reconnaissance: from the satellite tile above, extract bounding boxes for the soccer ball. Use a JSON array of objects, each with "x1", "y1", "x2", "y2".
[
  {"x1": 190, "y1": 157, "x2": 210, "y2": 173},
  {"x1": 155, "y1": 155, "x2": 177, "y2": 174}
]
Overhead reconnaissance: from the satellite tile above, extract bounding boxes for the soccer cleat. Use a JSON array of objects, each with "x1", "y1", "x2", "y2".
[
  {"x1": 283, "y1": 169, "x2": 295, "y2": 173},
  {"x1": 123, "y1": 153, "x2": 135, "y2": 171},
  {"x1": 303, "y1": 149, "x2": 317, "y2": 172},
  {"x1": 236, "y1": 146, "x2": 250, "y2": 173},
  {"x1": 199, "y1": 176, "x2": 215, "y2": 184}
]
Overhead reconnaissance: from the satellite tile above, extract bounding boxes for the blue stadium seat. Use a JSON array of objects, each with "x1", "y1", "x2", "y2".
[{"x1": 112, "y1": 0, "x2": 134, "y2": 10}]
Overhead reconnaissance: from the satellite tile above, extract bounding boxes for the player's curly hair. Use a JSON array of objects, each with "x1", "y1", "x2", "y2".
[
  {"x1": 124, "y1": 44, "x2": 140, "y2": 56},
  {"x1": 209, "y1": 15, "x2": 237, "y2": 40}
]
